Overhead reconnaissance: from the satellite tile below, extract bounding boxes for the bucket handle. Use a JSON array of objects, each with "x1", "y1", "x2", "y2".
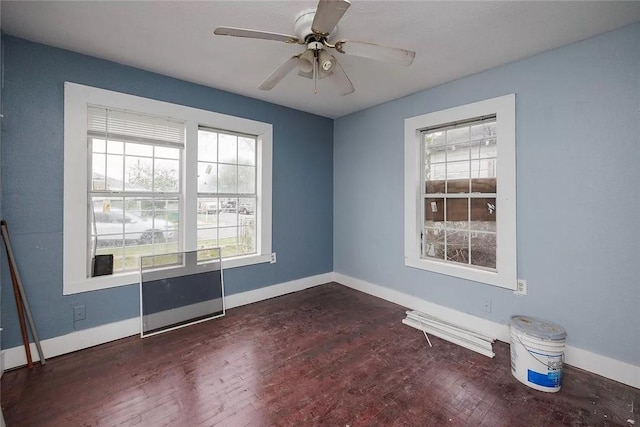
[{"x1": 515, "y1": 333, "x2": 564, "y2": 369}]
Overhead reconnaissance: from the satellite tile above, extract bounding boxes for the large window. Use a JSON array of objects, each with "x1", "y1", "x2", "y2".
[
  {"x1": 196, "y1": 128, "x2": 257, "y2": 258},
  {"x1": 64, "y1": 83, "x2": 272, "y2": 294},
  {"x1": 88, "y1": 107, "x2": 183, "y2": 274},
  {"x1": 404, "y1": 95, "x2": 517, "y2": 289}
]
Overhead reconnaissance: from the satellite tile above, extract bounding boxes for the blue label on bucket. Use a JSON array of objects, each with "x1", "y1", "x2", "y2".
[{"x1": 527, "y1": 369, "x2": 562, "y2": 388}]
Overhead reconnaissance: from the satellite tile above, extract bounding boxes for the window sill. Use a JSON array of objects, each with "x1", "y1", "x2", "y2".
[
  {"x1": 405, "y1": 256, "x2": 516, "y2": 290},
  {"x1": 63, "y1": 253, "x2": 273, "y2": 295}
]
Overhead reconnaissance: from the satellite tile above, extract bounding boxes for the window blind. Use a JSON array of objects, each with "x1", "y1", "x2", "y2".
[
  {"x1": 87, "y1": 106, "x2": 185, "y2": 148},
  {"x1": 422, "y1": 114, "x2": 496, "y2": 134}
]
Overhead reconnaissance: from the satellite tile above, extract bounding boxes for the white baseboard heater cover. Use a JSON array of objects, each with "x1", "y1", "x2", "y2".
[{"x1": 402, "y1": 310, "x2": 496, "y2": 358}]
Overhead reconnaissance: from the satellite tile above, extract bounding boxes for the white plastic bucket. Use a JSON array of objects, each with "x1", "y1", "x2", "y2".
[{"x1": 510, "y1": 316, "x2": 567, "y2": 393}]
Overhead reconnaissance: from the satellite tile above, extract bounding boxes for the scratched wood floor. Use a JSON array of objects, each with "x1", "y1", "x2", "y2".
[{"x1": 2, "y1": 282, "x2": 638, "y2": 426}]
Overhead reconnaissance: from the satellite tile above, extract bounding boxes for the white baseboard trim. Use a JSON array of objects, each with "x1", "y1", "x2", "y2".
[
  {"x1": 334, "y1": 272, "x2": 640, "y2": 389},
  {"x1": 2, "y1": 272, "x2": 333, "y2": 371},
  {"x1": 225, "y1": 272, "x2": 333, "y2": 309},
  {"x1": 2, "y1": 317, "x2": 140, "y2": 370}
]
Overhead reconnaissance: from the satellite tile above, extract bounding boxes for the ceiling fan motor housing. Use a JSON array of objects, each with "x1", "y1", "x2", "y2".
[{"x1": 294, "y1": 9, "x2": 338, "y2": 43}]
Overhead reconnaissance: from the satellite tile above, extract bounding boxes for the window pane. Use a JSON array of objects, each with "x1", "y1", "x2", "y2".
[
  {"x1": 219, "y1": 226, "x2": 238, "y2": 257},
  {"x1": 106, "y1": 140, "x2": 123, "y2": 154},
  {"x1": 91, "y1": 196, "x2": 123, "y2": 213},
  {"x1": 470, "y1": 138, "x2": 497, "y2": 160},
  {"x1": 145, "y1": 198, "x2": 179, "y2": 236},
  {"x1": 423, "y1": 227, "x2": 444, "y2": 260},
  {"x1": 219, "y1": 133, "x2": 237, "y2": 164},
  {"x1": 425, "y1": 163, "x2": 446, "y2": 193},
  {"x1": 424, "y1": 198, "x2": 444, "y2": 223},
  {"x1": 471, "y1": 232, "x2": 496, "y2": 269},
  {"x1": 238, "y1": 137, "x2": 256, "y2": 166},
  {"x1": 92, "y1": 139, "x2": 106, "y2": 153},
  {"x1": 92, "y1": 153, "x2": 106, "y2": 191},
  {"x1": 198, "y1": 162, "x2": 217, "y2": 193},
  {"x1": 218, "y1": 164, "x2": 238, "y2": 193},
  {"x1": 238, "y1": 197, "x2": 256, "y2": 216},
  {"x1": 447, "y1": 145, "x2": 471, "y2": 163},
  {"x1": 154, "y1": 159, "x2": 179, "y2": 192},
  {"x1": 472, "y1": 177, "x2": 496, "y2": 194},
  {"x1": 446, "y1": 127, "x2": 469, "y2": 145},
  {"x1": 446, "y1": 178, "x2": 470, "y2": 194},
  {"x1": 471, "y1": 198, "x2": 496, "y2": 232},
  {"x1": 425, "y1": 179, "x2": 445, "y2": 194},
  {"x1": 198, "y1": 197, "x2": 220, "y2": 220},
  {"x1": 198, "y1": 129, "x2": 218, "y2": 162},
  {"x1": 126, "y1": 142, "x2": 152, "y2": 157},
  {"x1": 220, "y1": 198, "x2": 238, "y2": 226},
  {"x1": 446, "y1": 198, "x2": 468, "y2": 229},
  {"x1": 106, "y1": 154, "x2": 124, "y2": 191},
  {"x1": 471, "y1": 158, "x2": 496, "y2": 179},
  {"x1": 125, "y1": 157, "x2": 153, "y2": 191},
  {"x1": 197, "y1": 228, "x2": 218, "y2": 250},
  {"x1": 446, "y1": 230, "x2": 468, "y2": 264},
  {"x1": 155, "y1": 146, "x2": 179, "y2": 160},
  {"x1": 425, "y1": 131, "x2": 446, "y2": 148},
  {"x1": 446, "y1": 160, "x2": 470, "y2": 182},
  {"x1": 470, "y1": 122, "x2": 496, "y2": 142},
  {"x1": 239, "y1": 222, "x2": 256, "y2": 255},
  {"x1": 238, "y1": 165, "x2": 256, "y2": 194}
]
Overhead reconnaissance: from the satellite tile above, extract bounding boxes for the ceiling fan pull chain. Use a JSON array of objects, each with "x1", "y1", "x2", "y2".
[{"x1": 313, "y1": 51, "x2": 319, "y2": 94}]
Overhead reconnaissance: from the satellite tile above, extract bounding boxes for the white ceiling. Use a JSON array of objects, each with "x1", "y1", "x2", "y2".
[{"x1": 2, "y1": 1, "x2": 640, "y2": 118}]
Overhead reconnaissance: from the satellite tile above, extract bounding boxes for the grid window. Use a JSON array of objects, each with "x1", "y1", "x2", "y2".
[
  {"x1": 404, "y1": 94, "x2": 516, "y2": 289},
  {"x1": 197, "y1": 128, "x2": 257, "y2": 260},
  {"x1": 422, "y1": 118, "x2": 497, "y2": 269},
  {"x1": 87, "y1": 107, "x2": 183, "y2": 274},
  {"x1": 64, "y1": 83, "x2": 273, "y2": 295}
]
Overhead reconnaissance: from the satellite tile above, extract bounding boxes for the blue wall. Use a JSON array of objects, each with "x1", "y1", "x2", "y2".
[
  {"x1": 334, "y1": 24, "x2": 640, "y2": 366},
  {"x1": 0, "y1": 36, "x2": 334, "y2": 348}
]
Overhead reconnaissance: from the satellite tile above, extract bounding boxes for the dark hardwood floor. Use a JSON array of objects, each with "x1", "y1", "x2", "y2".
[{"x1": 2, "y1": 283, "x2": 638, "y2": 426}]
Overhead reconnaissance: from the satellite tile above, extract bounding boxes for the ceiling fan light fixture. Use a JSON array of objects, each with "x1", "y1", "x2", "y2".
[
  {"x1": 298, "y1": 50, "x2": 314, "y2": 74},
  {"x1": 319, "y1": 67, "x2": 333, "y2": 79},
  {"x1": 319, "y1": 50, "x2": 334, "y2": 72}
]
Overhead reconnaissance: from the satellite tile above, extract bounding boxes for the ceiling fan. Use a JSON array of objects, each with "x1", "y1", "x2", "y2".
[{"x1": 214, "y1": 0, "x2": 416, "y2": 96}]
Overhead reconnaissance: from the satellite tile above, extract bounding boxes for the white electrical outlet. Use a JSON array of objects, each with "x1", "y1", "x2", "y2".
[
  {"x1": 270, "y1": 252, "x2": 277, "y2": 264},
  {"x1": 515, "y1": 279, "x2": 527, "y2": 295}
]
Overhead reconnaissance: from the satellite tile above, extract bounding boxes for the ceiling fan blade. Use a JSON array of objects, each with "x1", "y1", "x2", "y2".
[
  {"x1": 214, "y1": 27, "x2": 300, "y2": 44},
  {"x1": 329, "y1": 58, "x2": 355, "y2": 96},
  {"x1": 259, "y1": 55, "x2": 301, "y2": 91},
  {"x1": 312, "y1": 0, "x2": 351, "y2": 36},
  {"x1": 335, "y1": 40, "x2": 415, "y2": 66}
]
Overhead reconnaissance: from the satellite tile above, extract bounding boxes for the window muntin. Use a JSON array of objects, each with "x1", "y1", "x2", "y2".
[
  {"x1": 404, "y1": 94, "x2": 516, "y2": 289},
  {"x1": 421, "y1": 118, "x2": 497, "y2": 270},
  {"x1": 196, "y1": 128, "x2": 257, "y2": 259}
]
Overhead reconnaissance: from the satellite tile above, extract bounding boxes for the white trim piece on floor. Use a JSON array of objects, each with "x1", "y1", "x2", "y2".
[
  {"x1": 333, "y1": 272, "x2": 640, "y2": 389},
  {"x1": 2, "y1": 272, "x2": 333, "y2": 371}
]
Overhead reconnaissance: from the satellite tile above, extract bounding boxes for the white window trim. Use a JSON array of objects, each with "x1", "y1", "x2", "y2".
[
  {"x1": 404, "y1": 94, "x2": 517, "y2": 290},
  {"x1": 64, "y1": 82, "x2": 272, "y2": 295}
]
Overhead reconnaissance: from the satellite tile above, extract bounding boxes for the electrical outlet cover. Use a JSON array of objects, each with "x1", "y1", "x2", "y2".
[{"x1": 515, "y1": 279, "x2": 527, "y2": 295}]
